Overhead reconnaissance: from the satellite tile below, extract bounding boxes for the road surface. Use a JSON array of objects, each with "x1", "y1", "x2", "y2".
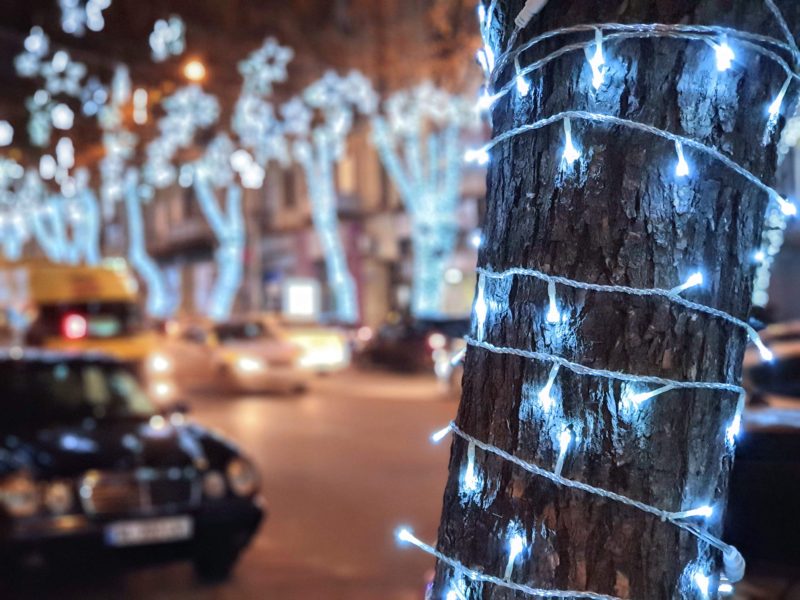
[{"x1": 6, "y1": 368, "x2": 458, "y2": 600}]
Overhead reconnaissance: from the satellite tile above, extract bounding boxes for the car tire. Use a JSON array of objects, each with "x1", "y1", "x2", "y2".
[{"x1": 193, "y1": 546, "x2": 242, "y2": 582}]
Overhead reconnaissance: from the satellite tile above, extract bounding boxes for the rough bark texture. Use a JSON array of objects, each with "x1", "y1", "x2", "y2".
[{"x1": 433, "y1": 1, "x2": 799, "y2": 598}]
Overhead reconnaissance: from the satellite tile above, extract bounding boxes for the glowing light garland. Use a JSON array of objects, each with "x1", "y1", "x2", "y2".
[
  {"x1": 284, "y1": 70, "x2": 377, "y2": 323},
  {"x1": 149, "y1": 16, "x2": 185, "y2": 62},
  {"x1": 372, "y1": 83, "x2": 480, "y2": 318},
  {"x1": 192, "y1": 136, "x2": 246, "y2": 322},
  {"x1": 124, "y1": 169, "x2": 170, "y2": 318},
  {"x1": 0, "y1": 162, "x2": 32, "y2": 260},
  {"x1": 59, "y1": 0, "x2": 111, "y2": 36},
  {"x1": 99, "y1": 66, "x2": 136, "y2": 218},
  {"x1": 398, "y1": 4, "x2": 799, "y2": 598}
]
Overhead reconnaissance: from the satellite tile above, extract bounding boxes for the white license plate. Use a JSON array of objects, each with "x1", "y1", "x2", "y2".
[{"x1": 105, "y1": 516, "x2": 193, "y2": 547}]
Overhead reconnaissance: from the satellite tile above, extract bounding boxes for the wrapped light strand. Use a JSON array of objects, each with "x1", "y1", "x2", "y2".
[
  {"x1": 545, "y1": 280, "x2": 561, "y2": 323},
  {"x1": 768, "y1": 76, "x2": 792, "y2": 118},
  {"x1": 489, "y1": 23, "x2": 799, "y2": 93},
  {"x1": 396, "y1": 526, "x2": 623, "y2": 600},
  {"x1": 554, "y1": 428, "x2": 572, "y2": 477},
  {"x1": 586, "y1": 28, "x2": 606, "y2": 89},
  {"x1": 476, "y1": 266, "x2": 775, "y2": 362},
  {"x1": 712, "y1": 36, "x2": 736, "y2": 71},
  {"x1": 467, "y1": 109, "x2": 798, "y2": 218},
  {"x1": 515, "y1": 56, "x2": 531, "y2": 96},
  {"x1": 464, "y1": 337, "x2": 743, "y2": 399},
  {"x1": 561, "y1": 117, "x2": 581, "y2": 164},
  {"x1": 675, "y1": 141, "x2": 690, "y2": 177},
  {"x1": 402, "y1": 7, "x2": 792, "y2": 599},
  {"x1": 537, "y1": 364, "x2": 560, "y2": 412},
  {"x1": 433, "y1": 422, "x2": 744, "y2": 578}
]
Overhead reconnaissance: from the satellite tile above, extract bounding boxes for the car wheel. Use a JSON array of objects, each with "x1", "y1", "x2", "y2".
[{"x1": 193, "y1": 546, "x2": 242, "y2": 582}]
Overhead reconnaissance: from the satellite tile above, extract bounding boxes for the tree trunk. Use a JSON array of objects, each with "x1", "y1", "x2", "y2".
[
  {"x1": 299, "y1": 137, "x2": 360, "y2": 324},
  {"x1": 432, "y1": 1, "x2": 799, "y2": 598}
]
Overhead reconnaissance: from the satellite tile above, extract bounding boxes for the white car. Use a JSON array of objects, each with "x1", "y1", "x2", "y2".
[{"x1": 159, "y1": 320, "x2": 308, "y2": 395}]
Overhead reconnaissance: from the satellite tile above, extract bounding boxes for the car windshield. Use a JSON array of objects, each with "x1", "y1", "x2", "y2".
[
  {"x1": 214, "y1": 322, "x2": 271, "y2": 343},
  {"x1": 0, "y1": 360, "x2": 155, "y2": 431}
]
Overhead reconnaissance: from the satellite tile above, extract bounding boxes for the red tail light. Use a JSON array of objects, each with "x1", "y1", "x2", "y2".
[{"x1": 61, "y1": 313, "x2": 88, "y2": 340}]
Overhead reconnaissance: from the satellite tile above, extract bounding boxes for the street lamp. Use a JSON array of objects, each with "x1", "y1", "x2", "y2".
[{"x1": 183, "y1": 58, "x2": 206, "y2": 82}]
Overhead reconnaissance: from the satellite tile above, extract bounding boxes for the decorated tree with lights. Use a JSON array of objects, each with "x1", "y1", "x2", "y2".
[
  {"x1": 372, "y1": 83, "x2": 480, "y2": 318},
  {"x1": 395, "y1": 1, "x2": 800, "y2": 599},
  {"x1": 280, "y1": 71, "x2": 377, "y2": 324}
]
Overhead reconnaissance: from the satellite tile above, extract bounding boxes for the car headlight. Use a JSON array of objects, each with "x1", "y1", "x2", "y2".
[
  {"x1": 44, "y1": 481, "x2": 74, "y2": 515},
  {"x1": 235, "y1": 356, "x2": 266, "y2": 373},
  {"x1": 147, "y1": 353, "x2": 173, "y2": 375},
  {"x1": 0, "y1": 472, "x2": 40, "y2": 518},
  {"x1": 226, "y1": 458, "x2": 259, "y2": 497},
  {"x1": 202, "y1": 471, "x2": 227, "y2": 499}
]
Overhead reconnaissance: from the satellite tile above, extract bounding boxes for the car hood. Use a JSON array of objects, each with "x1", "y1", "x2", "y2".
[{"x1": 0, "y1": 418, "x2": 239, "y2": 479}]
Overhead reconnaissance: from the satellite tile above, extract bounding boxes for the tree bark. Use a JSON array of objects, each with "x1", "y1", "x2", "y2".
[{"x1": 432, "y1": 1, "x2": 799, "y2": 598}]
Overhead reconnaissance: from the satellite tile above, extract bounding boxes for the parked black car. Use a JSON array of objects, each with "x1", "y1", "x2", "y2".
[{"x1": 0, "y1": 349, "x2": 264, "y2": 580}]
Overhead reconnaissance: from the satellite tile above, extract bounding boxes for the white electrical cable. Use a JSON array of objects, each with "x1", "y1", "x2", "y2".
[
  {"x1": 469, "y1": 110, "x2": 796, "y2": 217},
  {"x1": 465, "y1": 336, "x2": 745, "y2": 397},
  {"x1": 764, "y1": 0, "x2": 800, "y2": 59},
  {"x1": 444, "y1": 423, "x2": 744, "y2": 581},
  {"x1": 476, "y1": 266, "x2": 773, "y2": 361},
  {"x1": 491, "y1": 22, "x2": 800, "y2": 89},
  {"x1": 396, "y1": 527, "x2": 624, "y2": 600}
]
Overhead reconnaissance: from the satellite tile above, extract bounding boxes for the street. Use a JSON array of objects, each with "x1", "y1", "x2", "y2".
[{"x1": 4, "y1": 369, "x2": 458, "y2": 600}]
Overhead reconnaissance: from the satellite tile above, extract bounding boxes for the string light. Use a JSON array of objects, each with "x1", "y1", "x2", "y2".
[
  {"x1": 538, "y1": 364, "x2": 560, "y2": 412},
  {"x1": 503, "y1": 530, "x2": 526, "y2": 579},
  {"x1": 477, "y1": 88, "x2": 503, "y2": 111},
  {"x1": 554, "y1": 428, "x2": 572, "y2": 476},
  {"x1": 586, "y1": 28, "x2": 606, "y2": 89},
  {"x1": 768, "y1": 76, "x2": 791, "y2": 117},
  {"x1": 718, "y1": 581, "x2": 734, "y2": 595},
  {"x1": 674, "y1": 141, "x2": 690, "y2": 177},
  {"x1": 475, "y1": 273, "x2": 488, "y2": 341},
  {"x1": 515, "y1": 57, "x2": 531, "y2": 96},
  {"x1": 748, "y1": 329, "x2": 774, "y2": 361},
  {"x1": 431, "y1": 424, "x2": 453, "y2": 444},
  {"x1": 149, "y1": 15, "x2": 186, "y2": 62},
  {"x1": 726, "y1": 413, "x2": 742, "y2": 445},
  {"x1": 775, "y1": 193, "x2": 797, "y2": 216},
  {"x1": 627, "y1": 384, "x2": 676, "y2": 407},
  {"x1": 396, "y1": 525, "x2": 624, "y2": 600},
  {"x1": 562, "y1": 117, "x2": 581, "y2": 164},
  {"x1": 425, "y1": 422, "x2": 744, "y2": 580},
  {"x1": 462, "y1": 441, "x2": 480, "y2": 492},
  {"x1": 670, "y1": 271, "x2": 704, "y2": 295},
  {"x1": 672, "y1": 505, "x2": 714, "y2": 520},
  {"x1": 133, "y1": 88, "x2": 148, "y2": 125},
  {"x1": 694, "y1": 571, "x2": 711, "y2": 598},
  {"x1": 477, "y1": 265, "x2": 777, "y2": 365},
  {"x1": 713, "y1": 37, "x2": 735, "y2": 71},
  {"x1": 464, "y1": 147, "x2": 490, "y2": 165},
  {"x1": 373, "y1": 83, "x2": 480, "y2": 318},
  {"x1": 123, "y1": 169, "x2": 170, "y2": 317},
  {"x1": 546, "y1": 280, "x2": 561, "y2": 323}
]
